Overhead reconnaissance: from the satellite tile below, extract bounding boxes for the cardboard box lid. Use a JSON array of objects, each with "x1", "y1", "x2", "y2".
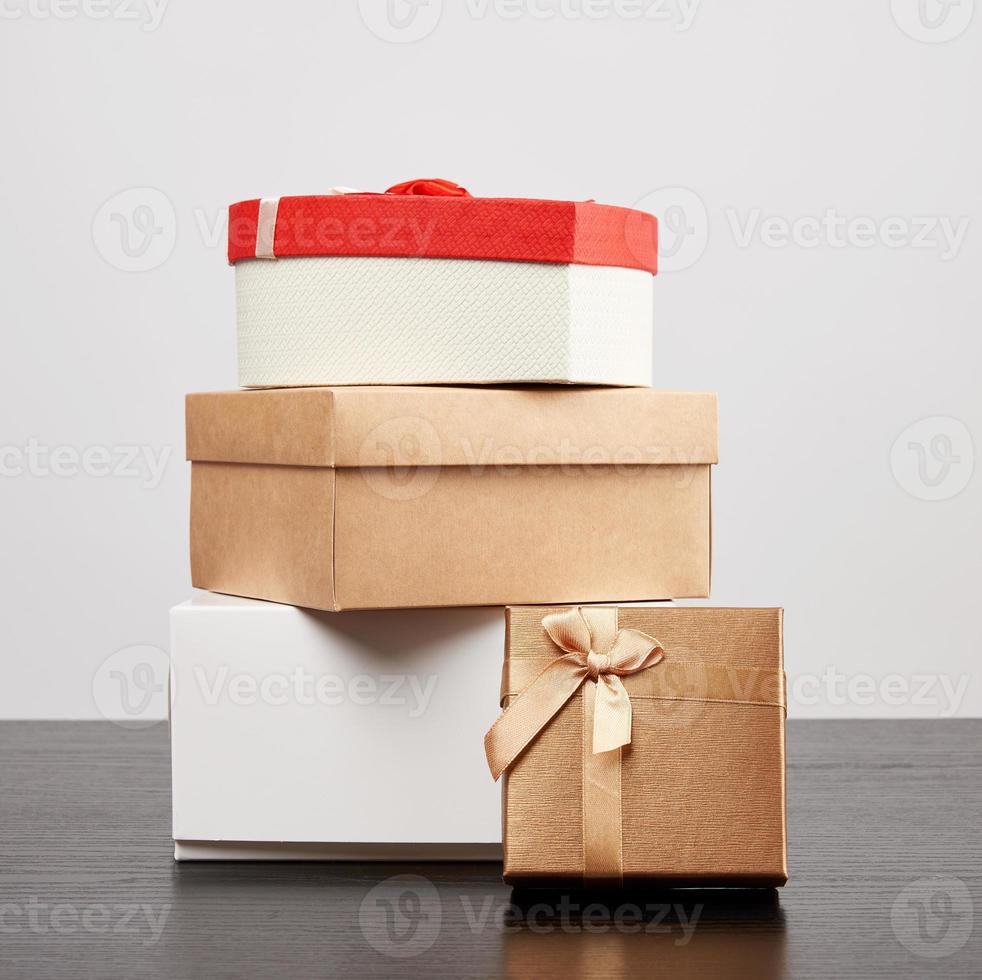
[
  {"x1": 185, "y1": 387, "x2": 718, "y2": 469},
  {"x1": 227, "y1": 191, "x2": 658, "y2": 273}
]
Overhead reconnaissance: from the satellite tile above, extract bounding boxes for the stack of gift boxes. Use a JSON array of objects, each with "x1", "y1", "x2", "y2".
[{"x1": 170, "y1": 178, "x2": 788, "y2": 886}]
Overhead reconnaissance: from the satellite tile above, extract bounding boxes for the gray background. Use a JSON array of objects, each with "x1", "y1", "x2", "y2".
[{"x1": 1, "y1": 0, "x2": 978, "y2": 719}]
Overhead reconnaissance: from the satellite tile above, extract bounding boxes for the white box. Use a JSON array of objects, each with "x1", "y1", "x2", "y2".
[
  {"x1": 235, "y1": 256, "x2": 654, "y2": 387},
  {"x1": 170, "y1": 594, "x2": 505, "y2": 860}
]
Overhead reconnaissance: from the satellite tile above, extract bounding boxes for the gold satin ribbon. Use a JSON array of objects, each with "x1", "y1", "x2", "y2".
[
  {"x1": 485, "y1": 607, "x2": 663, "y2": 780},
  {"x1": 485, "y1": 606, "x2": 662, "y2": 885},
  {"x1": 484, "y1": 606, "x2": 785, "y2": 884}
]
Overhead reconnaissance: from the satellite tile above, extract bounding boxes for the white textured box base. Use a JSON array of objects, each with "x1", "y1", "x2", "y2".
[{"x1": 235, "y1": 255, "x2": 653, "y2": 387}]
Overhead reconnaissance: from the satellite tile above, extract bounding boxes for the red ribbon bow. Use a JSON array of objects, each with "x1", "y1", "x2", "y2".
[{"x1": 384, "y1": 178, "x2": 471, "y2": 197}]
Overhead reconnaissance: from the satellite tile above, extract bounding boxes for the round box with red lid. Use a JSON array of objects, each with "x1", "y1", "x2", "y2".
[{"x1": 228, "y1": 179, "x2": 658, "y2": 387}]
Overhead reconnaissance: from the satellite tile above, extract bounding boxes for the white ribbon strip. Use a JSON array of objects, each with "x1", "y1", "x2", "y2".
[
  {"x1": 254, "y1": 188, "x2": 363, "y2": 259},
  {"x1": 254, "y1": 197, "x2": 280, "y2": 259}
]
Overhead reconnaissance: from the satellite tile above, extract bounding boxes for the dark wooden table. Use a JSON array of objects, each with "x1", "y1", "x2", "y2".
[{"x1": 0, "y1": 721, "x2": 978, "y2": 978}]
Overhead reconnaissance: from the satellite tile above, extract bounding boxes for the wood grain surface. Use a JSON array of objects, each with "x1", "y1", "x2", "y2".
[{"x1": 0, "y1": 720, "x2": 979, "y2": 979}]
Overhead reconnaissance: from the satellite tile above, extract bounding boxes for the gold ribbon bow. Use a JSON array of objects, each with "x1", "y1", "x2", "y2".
[{"x1": 485, "y1": 607, "x2": 663, "y2": 779}]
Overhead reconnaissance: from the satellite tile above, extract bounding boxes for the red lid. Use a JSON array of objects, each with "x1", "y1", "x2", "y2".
[{"x1": 227, "y1": 179, "x2": 658, "y2": 274}]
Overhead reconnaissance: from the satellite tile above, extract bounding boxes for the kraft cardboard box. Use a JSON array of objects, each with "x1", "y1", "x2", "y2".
[{"x1": 186, "y1": 385, "x2": 717, "y2": 611}]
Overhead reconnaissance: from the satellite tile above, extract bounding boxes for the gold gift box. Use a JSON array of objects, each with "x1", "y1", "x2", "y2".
[{"x1": 491, "y1": 606, "x2": 787, "y2": 888}]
